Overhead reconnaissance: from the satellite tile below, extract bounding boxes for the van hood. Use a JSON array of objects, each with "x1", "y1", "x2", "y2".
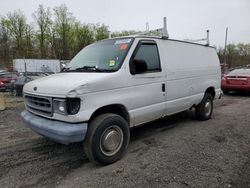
[{"x1": 23, "y1": 72, "x2": 125, "y2": 97}]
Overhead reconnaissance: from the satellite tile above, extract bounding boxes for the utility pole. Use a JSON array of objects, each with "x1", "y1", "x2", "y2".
[
  {"x1": 223, "y1": 27, "x2": 228, "y2": 65},
  {"x1": 146, "y1": 22, "x2": 149, "y2": 32}
]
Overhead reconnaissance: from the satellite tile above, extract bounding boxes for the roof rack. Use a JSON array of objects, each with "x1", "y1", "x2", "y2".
[
  {"x1": 184, "y1": 30, "x2": 210, "y2": 46},
  {"x1": 109, "y1": 18, "x2": 210, "y2": 47},
  {"x1": 134, "y1": 17, "x2": 169, "y2": 39},
  {"x1": 109, "y1": 17, "x2": 170, "y2": 39}
]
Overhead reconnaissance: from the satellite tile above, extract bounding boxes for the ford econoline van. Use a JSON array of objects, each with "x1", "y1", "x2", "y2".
[{"x1": 21, "y1": 35, "x2": 221, "y2": 165}]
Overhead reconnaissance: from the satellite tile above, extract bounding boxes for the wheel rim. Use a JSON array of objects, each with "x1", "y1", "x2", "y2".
[
  {"x1": 204, "y1": 100, "x2": 212, "y2": 117},
  {"x1": 100, "y1": 125, "x2": 124, "y2": 156}
]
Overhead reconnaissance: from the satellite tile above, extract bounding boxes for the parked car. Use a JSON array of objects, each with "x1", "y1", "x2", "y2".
[
  {"x1": 221, "y1": 68, "x2": 250, "y2": 94},
  {"x1": 18, "y1": 72, "x2": 54, "y2": 77},
  {"x1": 21, "y1": 35, "x2": 221, "y2": 165},
  {"x1": 0, "y1": 72, "x2": 18, "y2": 91},
  {"x1": 10, "y1": 76, "x2": 36, "y2": 96},
  {"x1": 0, "y1": 69, "x2": 7, "y2": 74}
]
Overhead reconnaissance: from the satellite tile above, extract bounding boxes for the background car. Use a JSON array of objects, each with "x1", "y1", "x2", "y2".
[
  {"x1": 0, "y1": 72, "x2": 18, "y2": 91},
  {"x1": 221, "y1": 68, "x2": 250, "y2": 94},
  {"x1": 10, "y1": 76, "x2": 43, "y2": 96}
]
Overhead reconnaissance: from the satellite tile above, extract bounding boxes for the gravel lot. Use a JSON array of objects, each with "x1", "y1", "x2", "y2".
[{"x1": 0, "y1": 93, "x2": 249, "y2": 188}]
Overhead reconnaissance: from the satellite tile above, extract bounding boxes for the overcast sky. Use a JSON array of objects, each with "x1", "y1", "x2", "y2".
[{"x1": 0, "y1": 0, "x2": 249, "y2": 47}]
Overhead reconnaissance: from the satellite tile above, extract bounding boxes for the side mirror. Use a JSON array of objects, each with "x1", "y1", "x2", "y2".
[{"x1": 130, "y1": 59, "x2": 147, "y2": 75}]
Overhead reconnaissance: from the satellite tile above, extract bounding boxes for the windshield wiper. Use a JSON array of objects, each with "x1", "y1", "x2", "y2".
[
  {"x1": 61, "y1": 67, "x2": 70, "y2": 72},
  {"x1": 75, "y1": 66, "x2": 98, "y2": 71},
  {"x1": 64, "y1": 66, "x2": 115, "y2": 72}
]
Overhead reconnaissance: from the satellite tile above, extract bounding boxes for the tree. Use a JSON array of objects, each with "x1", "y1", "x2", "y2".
[
  {"x1": 217, "y1": 43, "x2": 250, "y2": 67},
  {"x1": 0, "y1": 23, "x2": 11, "y2": 59},
  {"x1": 72, "y1": 22, "x2": 94, "y2": 54},
  {"x1": 53, "y1": 4, "x2": 75, "y2": 59},
  {"x1": 33, "y1": 5, "x2": 52, "y2": 58},
  {"x1": 95, "y1": 24, "x2": 109, "y2": 41},
  {"x1": 24, "y1": 24, "x2": 35, "y2": 58},
  {"x1": 0, "y1": 23, "x2": 12, "y2": 69},
  {"x1": 2, "y1": 10, "x2": 29, "y2": 58}
]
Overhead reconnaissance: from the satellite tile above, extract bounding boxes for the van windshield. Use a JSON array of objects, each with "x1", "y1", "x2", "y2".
[{"x1": 64, "y1": 38, "x2": 133, "y2": 72}]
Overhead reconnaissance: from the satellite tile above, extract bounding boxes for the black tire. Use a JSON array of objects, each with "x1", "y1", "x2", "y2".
[
  {"x1": 222, "y1": 90, "x2": 229, "y2": 95},
  {"x1": 84, "y1": 113, "x2": 130, "y2": 165},
  {"x1": 195, "y1": 93, "x2": 213, "y2": 121},
  {"x1": 11, "y1": 89, "x2": 17, "y2": 96}
]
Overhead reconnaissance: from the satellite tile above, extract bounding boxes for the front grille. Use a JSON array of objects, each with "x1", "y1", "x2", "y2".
[{"x1": 25, "y1": 95, "x2": 52, "y2": 116}]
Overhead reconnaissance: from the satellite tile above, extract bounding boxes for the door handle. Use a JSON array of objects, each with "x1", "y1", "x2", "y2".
[{"x1": 162, "y1": 83, "x2": 165, "y2": 92}]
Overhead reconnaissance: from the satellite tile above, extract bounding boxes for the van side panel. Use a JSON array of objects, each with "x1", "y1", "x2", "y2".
[{"x1": 160, "y1": 40, "x2": 221, "y2": 115}]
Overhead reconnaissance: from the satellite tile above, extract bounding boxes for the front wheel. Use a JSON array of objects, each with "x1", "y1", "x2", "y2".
[
  {"x1": 11, "y1": 89, "x2": 17, "y2": 96},
  {"x1": 222, "y1": 89, "x2": 229, "y2": 95},
  {"x1": 84, "y1": 113, "x2": 130, "y2": 165},
  {"x1": 195, "y1": 93, "x2": 213, "y2": 121}
]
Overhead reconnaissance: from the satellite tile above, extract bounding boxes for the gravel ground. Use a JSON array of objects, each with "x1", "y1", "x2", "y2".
[{"x1": 0, "y1": 93, "x2": 249, "y2": 188}]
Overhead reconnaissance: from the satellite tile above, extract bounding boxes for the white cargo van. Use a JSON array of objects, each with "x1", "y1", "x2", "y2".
[{"x1": 21, "y1": 33, "x2": 221, "y2": 165}]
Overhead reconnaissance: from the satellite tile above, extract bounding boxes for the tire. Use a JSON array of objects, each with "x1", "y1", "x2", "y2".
[
  {"x1": 222, "y1": 90, "x2": 229, "y2": 95},
  {"x1": 84, "y1": 113, "x2": 130, "y2": 165},
  {"x1": 195, "y1": 93, "x2": 213, "y2": 121},
  {"x1": 11, "y1": 89, "x2": 17, "y2": 96}
]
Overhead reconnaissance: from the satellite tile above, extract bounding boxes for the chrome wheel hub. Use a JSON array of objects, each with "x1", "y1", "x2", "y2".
[
  {"x1": 204, "y1": 101, "x2": 212, "y2": 117},
  {"x1": 100, "y1": 125, "x2": 123, "y2": 156}
]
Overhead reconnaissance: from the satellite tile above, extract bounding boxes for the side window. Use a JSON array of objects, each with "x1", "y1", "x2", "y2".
[{"x1": 133, "y1": 43, "x2": 161, "y2": 72}]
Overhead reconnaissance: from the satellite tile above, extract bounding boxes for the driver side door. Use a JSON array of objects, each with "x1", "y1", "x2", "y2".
[{"x1": 126, "y1": 40, "x2": 167, "y2": 126}]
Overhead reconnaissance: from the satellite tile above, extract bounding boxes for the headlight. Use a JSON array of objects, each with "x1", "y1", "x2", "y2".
[
  {"x1": 53, "y1": 98, "x2": 81, "y2": 115},
  {"x1": 53, "y1": 99, "x2": 67, "y2": 115}
]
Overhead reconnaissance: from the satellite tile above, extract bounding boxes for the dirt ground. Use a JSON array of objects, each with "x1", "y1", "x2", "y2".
[{"x1": 0, "y1": 93, "x2": 249, "y2": 188}]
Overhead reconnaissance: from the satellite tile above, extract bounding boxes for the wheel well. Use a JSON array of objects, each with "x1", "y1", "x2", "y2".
[
  {"x1": 205, "y1": 87, "x2": 215, "y2": 99},
  {"x1": 89, "y1": 104, "x2": 130, "y2": 125}
]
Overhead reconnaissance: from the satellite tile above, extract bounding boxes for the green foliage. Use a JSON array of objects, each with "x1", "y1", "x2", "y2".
[
  {"x1": 1, "y1": 10, "x2": 30, "y2": 58},
  {"x1": 0, "y1": 4, "x2": 110, "y2": 67},
  {"x1": 217, "y1": 43, "x2": 250, "y2": 67},
  {"x1": 72, "y1": 22, "x2": 94, "y2": 54},
  {"x1": 95, "y1": 24, "x2": 109, "y2": 41},
  {"x1": 53, "y1": 4, "x2": 75, "y2": 59},
  {"x1": 33, "y1": 4, "x2": 52, "y2": 58}
]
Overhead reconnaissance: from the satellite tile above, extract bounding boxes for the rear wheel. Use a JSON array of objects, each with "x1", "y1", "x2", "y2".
[
  {"x1": 195, "y1": 93, "x2": 213, "y2": 121},
  {"x1": 84, "y1": 113, "x2": 130, "y2": 165}
]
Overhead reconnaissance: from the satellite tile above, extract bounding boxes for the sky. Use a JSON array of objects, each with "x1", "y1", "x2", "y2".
[{"x1": 0, "y1": 0, "x2": 249, "y2": 47}]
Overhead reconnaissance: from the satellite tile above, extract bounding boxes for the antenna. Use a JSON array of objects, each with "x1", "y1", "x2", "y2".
[
  {"x1": 146, "y1": 22, "x2": 149, "y2": 32},
  {"x1": 223, "y1": 27, "x2": 228, "y2": 64}
]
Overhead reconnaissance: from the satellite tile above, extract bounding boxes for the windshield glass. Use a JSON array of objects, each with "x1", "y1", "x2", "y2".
[{"x1": 64, "y1": 38, "x2": 133, "y2": 72}]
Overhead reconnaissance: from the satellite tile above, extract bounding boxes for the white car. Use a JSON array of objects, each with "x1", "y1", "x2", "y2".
[{"x1": 21, "y1": 36, "x2": 221, "y2": 165}]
